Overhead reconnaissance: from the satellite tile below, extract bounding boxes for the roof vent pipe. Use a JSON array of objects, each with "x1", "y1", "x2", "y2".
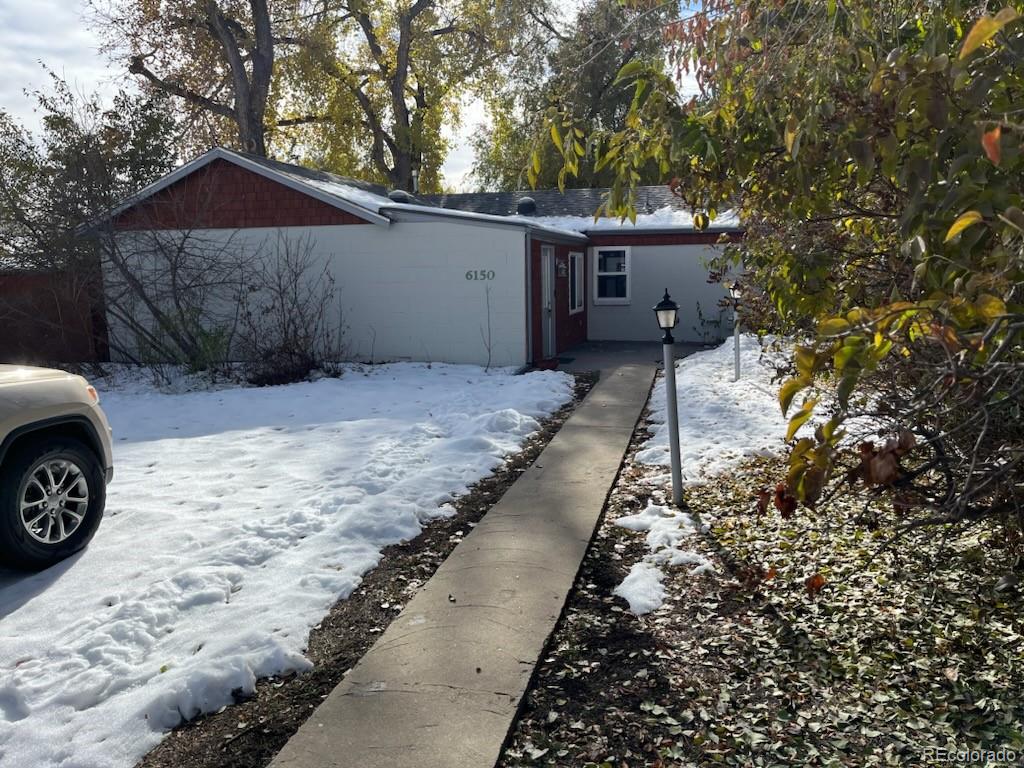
[
  {"x1": 411, "y1": 169, "x2": 420, "y2": 194},
  {"x1": 517, "y1": 196, "x2": 537, "y2": 216}
]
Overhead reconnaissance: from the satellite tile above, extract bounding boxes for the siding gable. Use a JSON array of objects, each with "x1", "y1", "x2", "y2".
[{"x1": 113, "y1": 159, "x2": 373, "y2": 230}]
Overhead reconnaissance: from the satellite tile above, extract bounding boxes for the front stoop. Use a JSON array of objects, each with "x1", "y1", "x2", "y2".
[{"x1": 270, "y1": 362, "x2": 656, "y2": 768}]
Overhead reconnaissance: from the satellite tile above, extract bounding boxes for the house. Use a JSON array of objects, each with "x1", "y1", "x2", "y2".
[{"x1": 104, "y1": 147, "x2": 740, "y2": 368}]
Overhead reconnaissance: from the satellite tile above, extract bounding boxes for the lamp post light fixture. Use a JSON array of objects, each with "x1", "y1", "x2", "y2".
[
  {"x1": 727, "y1": 281, "x2": 742, "y2": 382},
  {"x1": 653, "y1": 289, "x2": 684, "y2": 507}
]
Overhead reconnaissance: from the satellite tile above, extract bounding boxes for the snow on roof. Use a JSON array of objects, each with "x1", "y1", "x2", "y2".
[
  {"x1": 250, "y1": 157, "x2": 586, "y2": 240},
  {"x1": 534, "y1": 206, "x2": 741, "y2": 233},
  {"x1": 110, "y1": 148, "x2": 733, "y2": 239},
  {"x1": 297, "y1": 176, "x2": 397, "y2": 215},
  {"x1": 387, "y1": 203, "x2": 589, "y2": 241}
]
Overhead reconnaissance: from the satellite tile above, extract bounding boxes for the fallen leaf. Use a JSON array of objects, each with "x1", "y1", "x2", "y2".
[
  {"x1": 756, "y1": 488, "x2": 771, "y2": 515},
  {"x1": 805, "y1": 572, "x2": 827, "y2": 598},
  {"x1": 774, "y1": 482, "x2": 798, "y2": 518}
]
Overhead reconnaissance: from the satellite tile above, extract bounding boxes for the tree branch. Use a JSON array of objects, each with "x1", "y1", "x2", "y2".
[{"x1": 128, "y1": 56, "x2": 236, "y2": 120}]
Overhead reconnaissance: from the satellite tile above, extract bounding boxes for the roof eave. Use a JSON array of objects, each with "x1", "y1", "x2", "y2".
[
  {"x1": 582, "y1": 226, "x2": 743, "y2": 237},
  {"x1": 381, "y1": 205, "x2": 589, "y2": 243}
]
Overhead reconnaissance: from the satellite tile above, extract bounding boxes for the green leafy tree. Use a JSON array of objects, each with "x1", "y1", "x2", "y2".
[
  {"x1": 471, "y1": 0, "x2": 679, "y2": 190},
  {"x1": 0, "y1": 77, "x2": 178, "y2": 269},
  {"x1": 92, "y1": 0, "x2": 553, "y2": 191},
  {"x1": 547, "y1": 0, "x2": 1024, "y2": 537},
  {"x1": 89, "y1": 0, "x2": 305, "y2": 156}
]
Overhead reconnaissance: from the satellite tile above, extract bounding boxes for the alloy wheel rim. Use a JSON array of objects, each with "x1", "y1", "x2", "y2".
[{"x1": 19, "y1": 458, "x2": 89, "y2": 545}]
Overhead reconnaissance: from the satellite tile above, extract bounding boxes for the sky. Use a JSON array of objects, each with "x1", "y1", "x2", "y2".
[{"x1": 0, "y1": 0, "x2": 689, "y2": 191}]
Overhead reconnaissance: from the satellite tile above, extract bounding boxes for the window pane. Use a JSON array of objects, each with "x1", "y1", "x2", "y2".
[
  {"x1": 598, "y1": 251, "x2": 626, "y2": 273},
  {"x1": 598, "y1": 275, "x2": 628, "y2": 298}
]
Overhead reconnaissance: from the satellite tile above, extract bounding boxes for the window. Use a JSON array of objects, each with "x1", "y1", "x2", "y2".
[
  {"x1": 569, "y1": 252, "x2": 584, "y2": 314},
  {"x1": 593, "y1": 247, "x2": 630, "y2": 305}
]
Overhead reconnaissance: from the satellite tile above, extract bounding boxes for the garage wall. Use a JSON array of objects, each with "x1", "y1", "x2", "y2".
[
  {"x1": 586, "y1": 243, "x2": 731, "y2": 343},
  {"x1": 109, "y1": 220, "x2": 529, "y2": 368},
  {"x1": 318, "y1": 221, "x2": 527, "y2": 367}
]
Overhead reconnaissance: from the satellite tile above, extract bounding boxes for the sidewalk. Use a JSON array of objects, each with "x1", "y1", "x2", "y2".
[{"x1": 271, "y1": 359, "x2": 657, "y2": 768}]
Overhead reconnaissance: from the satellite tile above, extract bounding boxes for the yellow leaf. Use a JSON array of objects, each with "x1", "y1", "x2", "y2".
[
  {"x1": 995, "y1": 7, "x2": 1019, "y2": 24},
  {"x1": 787, "y1": 399, "x2": 818, "y2": 442},
  {"x1": 833, "y1": 343, "x2": 860, "y2": 373},
  {"x1": 944, "y1": 210, "x2": 984, "y2": 241},
  {"x1": 784, "y1": 114, "x2": 799, "y2": 155},
  {"x1": 818, "y1": 317, "x2": 851, "y2": 337},
  {"x1": 959, "y1": 8, "x2": 1020, "y2": 59},
  {"x1": 976, "y1": 293, "x2": 1007, "y2": 322},
  {"x1": 794, "y1": 346, "x2": 816, "y2": 377},
  {"x1": 550, "y1": 123, "x2": 562, "y2": 149},
  {"x1": 779, "y1": 376, "x2": 810, "y2": 416}
]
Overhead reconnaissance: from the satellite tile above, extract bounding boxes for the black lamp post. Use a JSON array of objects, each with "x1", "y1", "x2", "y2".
[{"x1": 653, "y1": 289, "x2": 683, "y2": 506}]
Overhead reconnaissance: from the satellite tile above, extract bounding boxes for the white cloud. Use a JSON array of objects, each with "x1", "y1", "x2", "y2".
[{"x1": 0, "y1": 0, "x2": 119, "y2": 128}]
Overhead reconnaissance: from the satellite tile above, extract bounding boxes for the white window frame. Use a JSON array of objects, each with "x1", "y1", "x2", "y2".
[
  {"x1": 568, "y1": 251, "x2": 584, "y2": 315},
  {"x1": 592, "y1": 246, "x2": 631, "y2": 305}
]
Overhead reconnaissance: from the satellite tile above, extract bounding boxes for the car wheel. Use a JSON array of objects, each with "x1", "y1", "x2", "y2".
[{"x1": 0, "y1": 437, "x2": 106, "y2": 570}]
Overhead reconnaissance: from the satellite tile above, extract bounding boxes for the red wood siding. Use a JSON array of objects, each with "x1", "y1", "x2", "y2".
[
  {"x1": 529, "y1": 239, "x2": 587, "y2": 365},
  {"x1": 0, "y1": 270, "x2": 108, "y2": 363},
  {"x1": 587, "y1": 231, "x2": 743, "y2": 247},
  {"x1": 113, "y1": 159, "x2": 372, "y2": 230},
  {"x1": 530, "y1": 242, "x2": 543, "y2": 364}
]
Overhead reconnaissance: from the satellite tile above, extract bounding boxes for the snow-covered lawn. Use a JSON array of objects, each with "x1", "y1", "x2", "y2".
[
  {"x1": 0, "y1": 364, "x2": 573, "y2": 768},
  {"x1": 615, "y1": 336, "x2": 788, "y2": 614}
]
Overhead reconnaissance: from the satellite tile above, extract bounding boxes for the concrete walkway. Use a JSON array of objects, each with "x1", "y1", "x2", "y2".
[{"x1": 271, "y1": 357, "x2": 657, "y2": 768}]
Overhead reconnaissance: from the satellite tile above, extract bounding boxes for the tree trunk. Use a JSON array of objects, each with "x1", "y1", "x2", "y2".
[
  {"x1": 388, "y1": 0, "x2": 432, "y2": 191},
  {"x1": 205, "y1": 0, "x2": 274, "y2": 155},
  {"x1": 128, "y1": 0, "x2": 275, "y2": 156}
]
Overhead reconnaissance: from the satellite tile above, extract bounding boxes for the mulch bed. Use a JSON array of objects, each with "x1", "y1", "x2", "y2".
[
  {"x1": 500, "y1": 411, "x2": 1024, "y2": 767},
  {"x1": 497, "y1": 417, "x2": 727, "y2": 768},
  {"x1": 137, "y1": 371, "x2": 597, "y2": 768}
]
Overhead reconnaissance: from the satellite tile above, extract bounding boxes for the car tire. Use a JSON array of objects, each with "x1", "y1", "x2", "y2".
[{"x1": 0, "y1": 436, "x2": 106, "y2": 570}]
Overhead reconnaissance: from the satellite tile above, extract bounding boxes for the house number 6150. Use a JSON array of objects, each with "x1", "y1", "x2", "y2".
[{"x1": 465, "y1": 270, "x2": 496, "y2": 281}]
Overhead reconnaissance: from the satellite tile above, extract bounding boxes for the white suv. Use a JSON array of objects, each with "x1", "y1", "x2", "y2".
[{"x1": 0, "y1": 366, "x2": 113, "y2": 569}]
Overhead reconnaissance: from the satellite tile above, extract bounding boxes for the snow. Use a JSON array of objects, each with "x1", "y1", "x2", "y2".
[
  {"x1": 613, "y1": 502, "x2": 712, "y2": 616},
  {"x1": 284, "y1": 173, "x2": 589, "y2": 242},
  {"x1": 534, "y1": 206, "x2": 740, "y2": 233},
  {"x1": 636, "y1": 334, "x2": 789, "y2": 485},
  {"x1": 0, "y1": 363, "x2": 573, "y2": 768},
  {"x1": 615, "y1": 335, "x2": 788, "y2": 614},
  {"x1": 299, "y1": 176, "x2": 396, "y2": 214},
  {"x1": 280, "y1": 170, "x2": 718, "y2": 241},
  {"x1": 613, "y1": 562, "x2": 665, "y2": 616}
]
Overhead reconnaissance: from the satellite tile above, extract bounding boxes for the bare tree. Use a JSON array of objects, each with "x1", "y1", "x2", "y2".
[{"x1": 235, "y1": 231, "x2": 342, "y2": 384}]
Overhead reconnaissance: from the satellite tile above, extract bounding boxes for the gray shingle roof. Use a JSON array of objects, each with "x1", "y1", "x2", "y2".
[
  {"x1": 233, "y1": 152, "x2": 401, "y2": 200},
  {"x1": 236, "y1": 152, "x2": 686, "y2": 219},
  {"x1": 423, "y1": 186, "x2": 685, "y2": 218}
]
